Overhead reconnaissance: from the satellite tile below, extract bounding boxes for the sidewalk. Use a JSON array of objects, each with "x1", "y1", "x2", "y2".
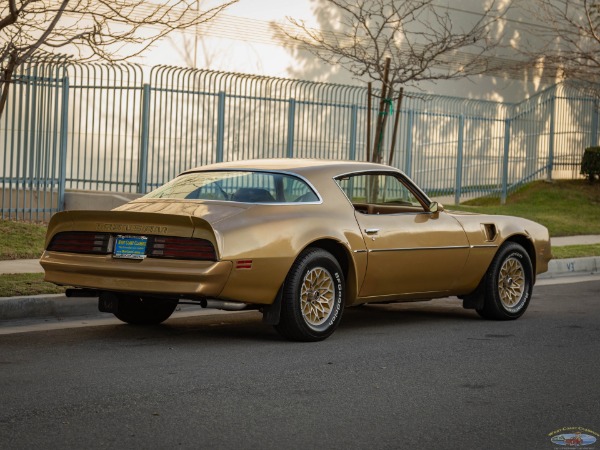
[
  {"x1": 551, "y1": 235, "x2": 600, "y2": 246},
  {"x1": 0, "y1": 259, "x2": 43, "y2": 274},
  {"x1": 1, "y1": 235, "x2": 599, "y2": 322}
]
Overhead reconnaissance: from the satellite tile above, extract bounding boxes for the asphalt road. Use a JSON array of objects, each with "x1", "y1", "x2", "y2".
[{"x1": 1, "y1": 280, "x2": 599, "y2": 450}]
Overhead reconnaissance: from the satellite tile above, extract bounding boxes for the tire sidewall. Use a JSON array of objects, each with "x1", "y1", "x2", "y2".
[
  {"x1": 283, "y1": 249, "x2": 345, "y2": 340},
  {"x1": 488, "y1": 243, "x2": 533, "y2": 319}
]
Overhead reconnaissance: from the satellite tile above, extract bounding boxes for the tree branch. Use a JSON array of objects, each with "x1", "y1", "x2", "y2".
[{"x1": 277, "y1": 0, "x2": 504, "y2": 92}]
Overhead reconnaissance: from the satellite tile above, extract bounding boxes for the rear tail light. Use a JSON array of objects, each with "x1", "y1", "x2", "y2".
[
  {"x1": 47, "y1": 232, "x2": 111, "y2": 254},
  {"x1": 47, "y1": 232, "x2": 217, "y2": 261},
  {"x1": 147, "y1": 236, "x2": 216, "y2": 261}
]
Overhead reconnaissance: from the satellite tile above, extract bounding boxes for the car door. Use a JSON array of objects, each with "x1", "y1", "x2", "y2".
[{"x1": 337, "y1": 172, "x2": 470, "y2": 298}]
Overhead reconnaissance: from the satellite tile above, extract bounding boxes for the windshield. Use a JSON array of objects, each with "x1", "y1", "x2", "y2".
[{"x1": 144, "y1": 171, "x2": 320, "y2": 203}]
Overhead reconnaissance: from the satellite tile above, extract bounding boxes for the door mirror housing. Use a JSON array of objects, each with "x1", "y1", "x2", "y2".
[{"x1": 429, "y1": 202, "x2": 444, "y2": 213}]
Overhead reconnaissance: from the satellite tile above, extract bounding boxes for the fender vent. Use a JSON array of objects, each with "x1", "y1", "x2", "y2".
[{"x1": 482, "y1": 224, "x2": 498, "y2": 242}]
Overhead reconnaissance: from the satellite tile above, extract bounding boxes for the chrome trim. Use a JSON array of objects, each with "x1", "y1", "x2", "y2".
[
  {"x1": 133, "y1": 198, "x2": 322, "y2": 207},
  {"x1": 357, "y1": 210, "x2": 433, "y2": 217},
  {"x1": 470, "y1": 244, "x2": 499, "y2": 249},
  {"x1": 353, "y1": 249, "x2": 368, "y2": 253},
  {"x1": 230, "y1": 200, "x2": 323, "y2": 206},
  {"x1": 364, "y1": 228, "x2": 379, "y2": 235},
  {"x1": 369, "y1": 245, "x2": 470, "y2": 253}
]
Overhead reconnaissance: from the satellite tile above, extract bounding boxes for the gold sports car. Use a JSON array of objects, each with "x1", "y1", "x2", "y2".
[{"x1": 41, "y1": 159, "x2": 552, "y2": 341}]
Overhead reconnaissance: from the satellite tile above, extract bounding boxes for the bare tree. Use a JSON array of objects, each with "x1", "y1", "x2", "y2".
[
  {"x1": 277, "y1": 0, "x2": 506, "y2": 163},
  {"x1": 519, "y1": 0, "x2": 600, "y2": 85},
  {"x1": 0, "y1": 0, "x2": 237, "y2": 117}
]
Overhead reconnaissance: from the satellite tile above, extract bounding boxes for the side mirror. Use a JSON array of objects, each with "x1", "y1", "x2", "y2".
[{"x1": 429, "y1": 202, "x2": 444, "y2": 213}]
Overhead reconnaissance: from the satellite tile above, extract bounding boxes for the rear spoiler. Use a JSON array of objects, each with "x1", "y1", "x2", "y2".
[{"x1": 45, "y1": 210, "x2": 217, "y2": 249}]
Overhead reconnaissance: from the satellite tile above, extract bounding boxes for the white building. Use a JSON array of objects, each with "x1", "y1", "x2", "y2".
[{"x1": 131, "y1": 0, "x2": 557, "y2": 103}]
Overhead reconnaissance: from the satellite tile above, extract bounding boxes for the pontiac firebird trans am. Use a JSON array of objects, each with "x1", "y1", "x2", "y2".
[{"x1": 40, "y1": 159, "x2": 552, "y2": 341}]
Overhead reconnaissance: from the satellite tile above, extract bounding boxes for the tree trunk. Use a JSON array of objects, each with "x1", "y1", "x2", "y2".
[
  {"x1": 366, "y1": 82, "x2": 372, "y2": 162},
  {"x1": 0, "y1": 59, "x2": 16, "y2": 120},
  {"x1": 371, "y1": 57, "x2": 391, "y2": 163},
  {"x1": 388, "y1": 88, "x2": 404, "y2": 166}
]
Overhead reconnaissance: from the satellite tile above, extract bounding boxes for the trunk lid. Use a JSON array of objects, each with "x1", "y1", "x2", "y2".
[{"x1": 44, "y1": 204, "x2": 242, "y2": 250}]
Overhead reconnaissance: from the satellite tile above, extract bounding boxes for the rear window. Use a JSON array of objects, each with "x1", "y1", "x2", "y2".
[{"x1": 144, "y1": 171, "x2": 320, "y2": 203}]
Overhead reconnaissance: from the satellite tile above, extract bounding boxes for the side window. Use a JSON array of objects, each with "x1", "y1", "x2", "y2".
[{"x1": 336, "y1": 173, "x2": 425, "y2": 214}]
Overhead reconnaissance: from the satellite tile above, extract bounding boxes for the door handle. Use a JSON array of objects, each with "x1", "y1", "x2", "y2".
[{"x1": 364, "y1": 228, "x2": 379, "y2": 235}]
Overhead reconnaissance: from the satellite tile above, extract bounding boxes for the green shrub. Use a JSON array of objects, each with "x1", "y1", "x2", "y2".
[{"x1": 581, "y1": 147, "x2": 600, "y2": 182}]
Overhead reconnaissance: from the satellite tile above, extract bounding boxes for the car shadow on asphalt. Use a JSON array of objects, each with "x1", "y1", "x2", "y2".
[{"x1": 88, "y1": 299, "x2": 480, "y2": 344}]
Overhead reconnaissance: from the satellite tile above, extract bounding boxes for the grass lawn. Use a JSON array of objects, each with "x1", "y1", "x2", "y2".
[
  {"x1": 0, "y1": 273, "x2": 66, "y2": 297},
  {"x1": 451, "y1": 179, "x2": 600, "y2": 237},
  {"x1": 0, "y1": 220, "x2": 46, "y2": 260},
  {"x1": 552, "y1": 244, "x2": 600, "y2": 260}
]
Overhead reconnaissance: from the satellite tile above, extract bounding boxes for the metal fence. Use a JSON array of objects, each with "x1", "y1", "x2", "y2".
[{"x1": 1, "y1": 56, "x2": 599, "y2": 221}]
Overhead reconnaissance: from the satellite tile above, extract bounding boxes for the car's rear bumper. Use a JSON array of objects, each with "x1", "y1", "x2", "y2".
[{"x1": 40, "y1": 251, "x2": 233, "y2": 298}]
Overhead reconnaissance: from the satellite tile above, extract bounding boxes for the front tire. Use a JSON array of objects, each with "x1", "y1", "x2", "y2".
[
  {"x1": 274, "y1": 248, "x2": 345, "y2": 342},
  {"x1": 114, "y1": 295, "x2": 178, "y2": 325},
  {"x1": 477, "y1": 242, "x2": 533, "y2": 320}
]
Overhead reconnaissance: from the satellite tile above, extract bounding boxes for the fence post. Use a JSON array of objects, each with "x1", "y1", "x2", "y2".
[
  {"x1": 547, "y1": 95, "x2": 555, "y2": 181},
  {"x1": 454, "y1": 115, "x2": 464, "y2": 205},
  {"x1": 501, "y1": 118, "x2": 511, "y2": 204},
  {"x1": 216, "y1": 91, "x2": 226, "y2": 163},
  {"x1": 592, "y1": 99, "x2": 599, "y2": 147},
  {"x1": 405, "y1": 110, "x2": 414, "y2": 176},
  {"x1": 287, "y1": 98, "x2": 296, "y2": 158},
  {"x1": 58, "y1": 77, "x2": 69, "y2": 211},
  {"x1": 349, "y1": 105, "x2": 358, "y2": 160},
  {"x1": 27, "y1": 70, "x2": 38, "y2": 190},
  {"x1": 138, "y1": 83, "x2": 150, "y2": 194}
]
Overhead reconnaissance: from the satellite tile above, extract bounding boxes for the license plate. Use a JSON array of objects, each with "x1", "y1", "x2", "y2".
[{"x1": 113, "y1": 235, "x2": 147, "y2": 260}]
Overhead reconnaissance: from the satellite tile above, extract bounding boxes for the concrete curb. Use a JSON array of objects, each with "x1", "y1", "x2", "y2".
[
  {"x1": 538, "y1": 256, "x2": 600, "y2": 279},
  {"x1": 0, "y1": 294, "x2": 98, "y2": 321},
  {"x1": 0, "y1": 294, "x2": 97, "y2": 321},
  {"x1": 1, "y1": 256, "x2": 599, "y2": 322}
]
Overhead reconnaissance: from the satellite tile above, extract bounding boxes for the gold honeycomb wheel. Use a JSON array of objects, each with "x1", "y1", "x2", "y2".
[
  {"x1": 300, "y1": 267, "x2": 335, "y2": 327},
  {"x1": 498, "y1": 256, "x2": 526, "y2": 310}
]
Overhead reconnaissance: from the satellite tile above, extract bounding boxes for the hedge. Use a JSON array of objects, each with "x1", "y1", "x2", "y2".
[{"x1": 581, "y1": 147, "x2": 600, "y2": 182}]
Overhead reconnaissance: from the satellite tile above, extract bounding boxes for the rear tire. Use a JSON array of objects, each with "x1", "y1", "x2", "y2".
[
  {"x1": 476, "y1": 242, "x2": 533, "y2": 320},
  {"x1": 274, "y1": 248, "x2": 345, "y2": 342},
  {"x1": 114, "y1": 295, "x2": 178, "y2": 325}
]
